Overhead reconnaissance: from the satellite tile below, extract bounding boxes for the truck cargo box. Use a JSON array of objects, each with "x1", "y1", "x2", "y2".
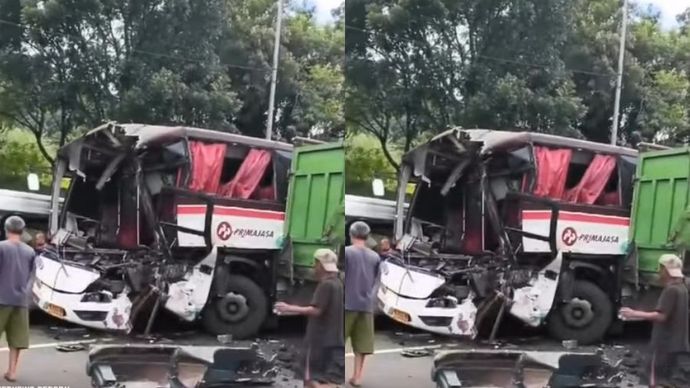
[
  {"x1": 285, "y1": 142, "x2": 345, "y2": 268},
  {"x1": 630, "y1": 147, "x2": 690, "y2": 274}
]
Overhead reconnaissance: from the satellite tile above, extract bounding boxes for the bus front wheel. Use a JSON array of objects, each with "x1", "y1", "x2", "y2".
[
  {"x1": 547, "y1": 280, "x2": 612, "y2": 345},
  {"x1": 202, "y1": 274, "x2": 267, "y2": 339}
]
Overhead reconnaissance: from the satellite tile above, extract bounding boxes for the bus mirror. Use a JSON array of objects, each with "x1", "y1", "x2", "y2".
[
  {"x1": 27, "y1": 173, "x2": 40, "y2": 191},
  {"x1": 372, "y1": 179, "x2": 385, "y2": 197}
]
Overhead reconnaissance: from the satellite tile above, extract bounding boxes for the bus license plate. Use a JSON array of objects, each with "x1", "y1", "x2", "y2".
[
  {"x1": 46, "y1": 303, "x2": 66, "y2": 318},
  {"x1": 390, "y1": 308, "x2": 410, "y2": 323}
]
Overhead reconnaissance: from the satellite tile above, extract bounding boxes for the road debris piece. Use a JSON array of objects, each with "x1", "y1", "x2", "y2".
[
  {"x1": 87, "y1": 344, "x2": 278, "y2": 387},
  {"x1": 431, "y1": 349, "x2": 623, "y2": 388},
  {"x1": 401, "y1": 348, "x2": 434, "y2": 358},
  {"x1": 276, "y1": 344, "x2": 296, "y2": 364},
  {"x1": 56, "y1": 343, "x2": 87, "y2": 352}
]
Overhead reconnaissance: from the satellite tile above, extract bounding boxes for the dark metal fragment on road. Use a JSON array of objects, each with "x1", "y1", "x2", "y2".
[
  {"x1": 401, "y1": 348, "x2": 433, "y2": 358},
  {"x1": 56, "y1": 343, "x2": 87, "y2": 352}
]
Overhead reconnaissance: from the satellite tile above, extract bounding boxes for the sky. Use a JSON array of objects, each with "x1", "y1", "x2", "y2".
[
  {"x1": 642, "y1": 0, "x2": 690, "y2": 28},
  {"x1": 309, "y1": 0, "x2": 690, "y2": 28},
  {"x1": 310, "y1": 0, "x2": 343, "y2": 24}
]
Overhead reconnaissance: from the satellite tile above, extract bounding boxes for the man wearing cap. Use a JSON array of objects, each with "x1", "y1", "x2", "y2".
[
  {"x1": 620, "y1": 254, "x2": 689, "y2": 385},
  {"x1": 0, "y1": 216, "x2": 36, "y2": 382},
  {"x1": 274, "y1": 248, "x2": 344, "y2": 388}
]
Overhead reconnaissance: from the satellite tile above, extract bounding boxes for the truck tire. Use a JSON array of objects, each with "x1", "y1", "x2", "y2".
[
  {"x1": 547, "y1": 280, "x2": 612, "y2": 345},
  {"x1": 202, "y1": 275, "x2": 267, "y2": 339}
]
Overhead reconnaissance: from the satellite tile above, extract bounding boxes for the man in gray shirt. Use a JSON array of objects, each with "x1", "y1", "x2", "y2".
[
  {"x1": 344, "y1": 221, "x2": 380, "y2": 387},
  {"x1": 0, "y1": 216, "x2": 36, "y2": 382},
  {"x1": 620, "y1": 254, "x2": 689, "y2": 386}
]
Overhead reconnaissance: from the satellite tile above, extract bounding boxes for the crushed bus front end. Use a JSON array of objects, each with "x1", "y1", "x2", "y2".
[
  {"x1": 33, "y1": 122, "x2": 294, "y2": 337},
  {"x1": 379, "y1": 129, "x2": 636, "y2": 344}
]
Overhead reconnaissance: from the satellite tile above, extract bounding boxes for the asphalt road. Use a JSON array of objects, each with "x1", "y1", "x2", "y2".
[
  {"x1": 0, "y1": 311, "x2": 308, "y2": 387},
  {"x1": 0, "y1": 314, "x2": 96, "y2": 386},
  {"x1": 0, "y1": 312, "x2": 654, "y2": 387},
  {"x1": 345, "y1": 331, "x2": 439, "y2": 388},
  {"x1": 346, "y1": 317, "x2": 652, "y2": 388}
]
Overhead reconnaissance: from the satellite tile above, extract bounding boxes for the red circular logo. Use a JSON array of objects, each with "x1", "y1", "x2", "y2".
[
  {"x1": 216, "y1": 222, "x2": 233, "y2": 241},
  {"x1": 562, "y1": 227, "x2": 578, "y2": 246}
]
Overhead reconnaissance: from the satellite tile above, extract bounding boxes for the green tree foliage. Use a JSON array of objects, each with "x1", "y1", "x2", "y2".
[
  {"x1": 345, "y1": 134, "x2": 397, "y2": 196},
  {"x1": 346, "y1": 0, "x2": 586, "y2": 170},
  {"x1": 0, "y1": 0, "x2": 343, "y2": 165},
  {"x1": 346, "y1": 0, "x2": 690, "y2": 172},
  {"x1": 220, "y1": 1, "x2": 344, "y2": 139},
  {"x1": 0, "y1": 129, "x2": 53, "y2": 191}
]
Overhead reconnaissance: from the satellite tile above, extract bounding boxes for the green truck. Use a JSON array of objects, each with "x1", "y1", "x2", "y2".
[
  {"x1": 625, "y1": 147, "x2": 690, "y2": 309},
  {"x1": 32, "y1": 123, "x2": 344, "y2": 339}
]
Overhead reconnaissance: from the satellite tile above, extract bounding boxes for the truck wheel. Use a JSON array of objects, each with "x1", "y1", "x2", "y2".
[
  {"x1": 202, "y1": 275, "x2": 267, "y2": 339},
  {"x1": 547, "y1": 280, "x2": 612, "y2": 345}
]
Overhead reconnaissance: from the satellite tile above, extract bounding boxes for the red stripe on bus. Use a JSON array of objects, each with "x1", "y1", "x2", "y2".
[
  {"x1": 177, "y1": 205, "x2": 285, "y2": 220},
  {"x1": 522, "y1": 210, "x2": 629, "y2": 226}
]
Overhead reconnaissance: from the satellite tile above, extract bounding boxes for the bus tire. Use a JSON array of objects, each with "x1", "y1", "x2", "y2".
[
  {"x1": 547, "y1": 280, "x2": 612, "y2": 345},
  {"x1": 202, "y1": 274, "x2": 267, "y2": 339}
]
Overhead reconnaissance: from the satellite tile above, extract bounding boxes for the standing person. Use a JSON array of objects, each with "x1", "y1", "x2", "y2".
[
  {"x1": 0, "y1": 216, "x2": 36, "y2": 382},
  {"x1": 345, "y1": 221, "x2": 380, "y2": 387},
  {"x1": 620, "y1": 254, "x2": 689, "y2": 386},
  {"x1": 274, "y1": 249, "x2": 344, "y2": 388}
]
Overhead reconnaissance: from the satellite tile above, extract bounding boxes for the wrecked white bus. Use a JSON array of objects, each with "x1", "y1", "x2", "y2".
[
  {"x1": 33, "y1": 123, "x2": 344, "y2": 338},
  {"x1": 378, "y1": 129, "x2": 638, "y2": 344}
]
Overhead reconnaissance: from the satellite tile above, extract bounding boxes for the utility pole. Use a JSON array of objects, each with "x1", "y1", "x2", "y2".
[
  {"x1": 611, "y1": 0, "x2": 628, "y2": 145},
  {"x1": 266, "y1": 0, "x2": 283, "y2": 140}
]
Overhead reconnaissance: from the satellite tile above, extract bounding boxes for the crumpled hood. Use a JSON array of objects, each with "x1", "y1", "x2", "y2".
[
  {"x1": 380, "y1": 260, "x2": 446, "y2": 299},
  {"x1": 35, "y1": 255, "x2": 101, "y2": 293}
]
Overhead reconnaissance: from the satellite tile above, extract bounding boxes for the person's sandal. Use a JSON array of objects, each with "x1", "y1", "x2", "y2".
[
  {"x1": 4, "y1": 373, "x2": 16, "y2": 382},
  {"x1": 348, "y1": 378, "x2": 362, "y2": 387}
]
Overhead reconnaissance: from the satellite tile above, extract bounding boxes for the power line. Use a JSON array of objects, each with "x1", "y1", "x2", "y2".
[
  {"x1": 0, "y1": 19, "x2": 21, "y2": 28},
  {"x1": 344, "y1": 24, "x2": 614, "y2": 79},
  {"x1": 475, "y1": 54, "x2": 612, "y2": 78},
  {"x1": 131, "y1": 49, "x2": 268, "y2": 72}
]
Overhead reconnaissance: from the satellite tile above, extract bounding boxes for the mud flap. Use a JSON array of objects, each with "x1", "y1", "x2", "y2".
[
  {"x1": 164, "y1": 247, "x2": 218, "y2": 321},
  {"x1": 509, "y1": 251, "x2": 563, "y2": 327}
]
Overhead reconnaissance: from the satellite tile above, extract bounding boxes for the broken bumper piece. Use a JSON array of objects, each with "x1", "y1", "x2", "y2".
[
  {"x1": 431, "y1": 349, "x2": 608, "y2": 388},
  {"x1": 32, "y1": 279, "x2": 133, "y2": 331},
  {"x1": 33, "y1": 255, "x2": 133, "y2": 331},
  {"x1": 377, "y1": 261, "x2": 478, "y2": 337},
  {"x1": 87, "y1": 344, "x2": 277, "y2": 387},
  {"x1": 378, "y1": 287, "x2": 478, "y2": 336}
]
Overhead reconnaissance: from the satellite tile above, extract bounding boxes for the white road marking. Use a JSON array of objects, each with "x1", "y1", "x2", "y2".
[
  {"x1": 0, "y1": 339, "x2": 98, "y2": 352},
  {"x1": 346, "y1": 344, "x2": 442, "y2": 358}
]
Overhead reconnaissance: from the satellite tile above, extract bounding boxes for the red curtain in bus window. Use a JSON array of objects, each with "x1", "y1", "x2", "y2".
[
  {"x1": 188, "y1": 141, "x2": 227, "y2": 194},
  {"x1": 533, "y1": 147, "x2": 572, "y2": 200},
  {"x1": 566, "y1": 154, "x2": 616, "y2": 204},
  {"x1": 597, "y1": 191, "x2": 621, "y2": 206},
  {"x1": 252, "y1": 185, "x2": 276, "y2": 201},
  {"x1": 219, "y1": 149, "x2": 272, "y2": 199}
]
